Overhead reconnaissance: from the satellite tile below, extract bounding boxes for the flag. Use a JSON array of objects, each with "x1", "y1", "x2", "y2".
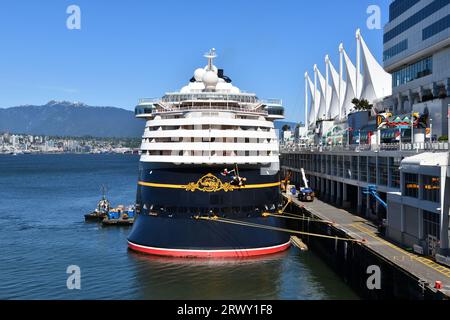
[{"x1": 221, "y1": 169, "x2": 235, "y2": 177}]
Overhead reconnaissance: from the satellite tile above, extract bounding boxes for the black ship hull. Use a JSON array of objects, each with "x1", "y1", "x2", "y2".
[{"x1": 127, "y1": 162, "x2": 291, "y2": 258}]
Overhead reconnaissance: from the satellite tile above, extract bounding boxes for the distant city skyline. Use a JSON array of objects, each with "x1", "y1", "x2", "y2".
[{"x1": 0, "y1": 0, "x2": 389, "y2": 123}]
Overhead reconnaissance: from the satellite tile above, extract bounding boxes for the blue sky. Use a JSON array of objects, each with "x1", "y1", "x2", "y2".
[{"x1": 0, "y1": 0, "x2": 390, "y2": 123}]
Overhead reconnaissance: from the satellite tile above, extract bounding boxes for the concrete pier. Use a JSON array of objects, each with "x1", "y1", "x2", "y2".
[{"x1": 284, "y1": 194, "x2": 450, "y2": 299}]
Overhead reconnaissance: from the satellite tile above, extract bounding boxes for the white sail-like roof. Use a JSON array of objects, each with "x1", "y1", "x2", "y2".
[
  {"x1": 340, "y1": 46, "x2": 358, "y2": 117},
  {"x1": 326, "y1": 56, "x2": 341, "y2": 120},
  {"x1": 304, "y1": 29, "x2": 388, "y2": 123},
  {"x1": 315, "y1": 66, "x2": 331, "y2": 120},
  {"x1": 358, "y1": 31, "x2": 392, "y2": 102},
  {"x1": 306, "y1": 74, "x2": 318, "y2": 126}
]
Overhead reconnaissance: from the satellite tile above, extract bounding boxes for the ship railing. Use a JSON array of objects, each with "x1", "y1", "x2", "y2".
[
  {"x1": 147, "y1": 104, "x2": 268, "y2": 116},
  {"x1": 138, "y1": 98, "x2": 161, "y2": 104},
  {"x1": 260, "y1": 99, "x2": 283, "y2": 105},
  {"x1": 161, "y1": 93, "x2": 259, "y2": 104}
]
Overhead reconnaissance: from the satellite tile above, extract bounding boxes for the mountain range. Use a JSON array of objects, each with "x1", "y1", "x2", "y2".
[
  {"x1": 0, "y1": 101, "x2": 297, "y2": 138},
  {"x1": 0, "y1": 101, "x2": 144, "y2": 138}
]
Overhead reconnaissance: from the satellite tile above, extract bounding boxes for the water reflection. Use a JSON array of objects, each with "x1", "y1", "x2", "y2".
[
  {"x1": 128, "y1": 248, "x2": 358, "y2": 300},
  {"x1": 129, "y1": 250, "x2": 288, "y2": 300}
]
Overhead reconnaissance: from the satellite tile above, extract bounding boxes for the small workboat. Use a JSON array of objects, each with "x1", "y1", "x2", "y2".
[
  {"x1": 84, "y1": 195, "x2": 111, "y2": 222},
  {"x1": 101, "y1": 205, "x2": 135, "y2": 227}
]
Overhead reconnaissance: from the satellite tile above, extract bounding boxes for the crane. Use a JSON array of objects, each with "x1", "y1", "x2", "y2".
[
  {"x1": 298, "y1": 168, "x2": 315, "y2": 202},
  {"x1": 362, "y1": 185, "x2": 387, "y2": 209}
]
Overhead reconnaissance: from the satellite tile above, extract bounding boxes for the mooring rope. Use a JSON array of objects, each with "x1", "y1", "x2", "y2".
[
  {"x1": 196, "y1": 216, "x2": 364, "y2": 243},
  {"x1": 262, "y1": 212, "x2": 334, "y2": 224}
]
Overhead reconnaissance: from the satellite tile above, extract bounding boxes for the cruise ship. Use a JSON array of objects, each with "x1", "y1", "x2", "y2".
[{"x1": 127, "y1": 49, "x2": 291, "y2": 258}]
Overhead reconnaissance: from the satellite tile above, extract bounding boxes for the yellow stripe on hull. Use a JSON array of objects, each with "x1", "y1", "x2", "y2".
[{"x1": 138, "y1": 181, "x2": 281, "y2": 191}]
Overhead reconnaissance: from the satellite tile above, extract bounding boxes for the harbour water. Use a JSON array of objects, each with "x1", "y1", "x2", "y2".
[{"x1": 0, "y1": 154, "x2": 358, "y2": 300}]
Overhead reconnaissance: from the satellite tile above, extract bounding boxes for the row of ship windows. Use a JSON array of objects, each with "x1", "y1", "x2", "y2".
[
  {"x1": 146, "y1": 125, "x2": 272, "y2": 132},
  {"x1": 142, "y1": 137, "x2": 274, "y2": 144},
  {"x1": 282, "y1": 154, "x2": 401, "y2": 189},
  {"x1": 142, "y1": 150, "x2": 277, "y2": 156},
  {"x1": 384, "y1": 0, "x2": 449, "y2": 43},
  {"x1": 161, "y1": 94, "x2": 259, "y2": 104},
  {"x1": 137, "y1": 204, "x2": 282, "y2": 217},
  {"x1": 157, "y1": 114, "x2": 263, "y2": 120}
]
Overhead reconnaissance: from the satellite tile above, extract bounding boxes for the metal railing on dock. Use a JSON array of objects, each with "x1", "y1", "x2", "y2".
[{"x1": 281, "y1": 142, "x2": 449, "y2": 153}]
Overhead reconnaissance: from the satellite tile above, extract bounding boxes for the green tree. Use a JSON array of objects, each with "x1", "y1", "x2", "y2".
[{"x1": 351, "y1": 98, "x2": 373, "y2": 112}]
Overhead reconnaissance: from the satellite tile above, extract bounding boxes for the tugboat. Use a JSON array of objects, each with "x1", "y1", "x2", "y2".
[{"x1": 84, "y1": 188, "x2": 111, "y2": 222}]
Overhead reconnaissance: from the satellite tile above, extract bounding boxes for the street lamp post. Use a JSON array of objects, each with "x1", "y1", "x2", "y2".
[
  {"x1": 358, "y1": 129, "x2": 361, "y2": 148},
  {"x1": 430, "y1": 117, "x2": 433, "y2": 144},
  {"x1": 347, "y1": 128, "x2": 350, "y2": 146}
]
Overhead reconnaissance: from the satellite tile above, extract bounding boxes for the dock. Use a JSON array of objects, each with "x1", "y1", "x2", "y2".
[{"x1": 283, "y1": 194, "x2": 450, "y2": 299}]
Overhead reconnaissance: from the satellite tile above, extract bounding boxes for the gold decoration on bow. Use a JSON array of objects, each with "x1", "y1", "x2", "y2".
[{"x1": 185, "y1": 173, "x2": 236, "y2": 193}]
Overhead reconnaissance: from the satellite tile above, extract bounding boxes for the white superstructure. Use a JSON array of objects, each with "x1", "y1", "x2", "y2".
[{"x1": 135, "y1": 49, "x2": 284, "y2": 165}]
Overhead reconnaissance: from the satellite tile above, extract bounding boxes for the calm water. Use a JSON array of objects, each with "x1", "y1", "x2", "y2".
[{"x1": 0, "y1": 154, "x2": 358, "y2": 300}]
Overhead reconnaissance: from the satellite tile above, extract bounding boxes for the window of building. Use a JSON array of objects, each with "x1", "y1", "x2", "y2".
[
  {"x1": 389, "y1": 157, "x2": 401, "y2": 188},
  {"x1": 404, "y1": 173, "x2": 419, "y2": 198},
  {"x1": 351, "y1": 156, "x2": 358, "y2": 180},
  {"x1": 344, "y1": 156, "x2": 351, "y2": 179},
  {"x1": 369, "y1": 157, "x2": 377, "y2": 183},
  {"x1": 422, "y1": 175, "x2": 441, "y2": 203},
  {"x1": 392, "y1": 56, "x2": 433, "y2": 87},
  {"x1": 384, "y1": 0, "x2": 450, "y2": 43},
  {"x1": 332, "y1": 155, "x2": 338, "y2": 176},
  {"x1": 359, "y1": 156, "x2": 367, "y2": 182},
  {"x1": 423, "y1": 14, "x2": 450, "y2": 40},
  {"x1": 321, "y1": 155, "x2": 326, "y2": 173},
  {"x1": 389, "y1": 0, "x2": 420, "y2": 22},
  {"x1": 337, "y1": 156, "x2": 344, "y2": 177},
  {"x1": 383, "y1": 39, "x2": 408, "y2": 61},
  {"x1": 423, "y1": 210, "x2": 440, "y2": 240},
  {"x1": 312, "y1": 155, "x2": 318, "y2": 172},
  {"x1": 378, "y1": 158, "x2": 388, "y2": 186},
  {"x1": 326, "y1": 156, "x2": 331, "y2": 175}
]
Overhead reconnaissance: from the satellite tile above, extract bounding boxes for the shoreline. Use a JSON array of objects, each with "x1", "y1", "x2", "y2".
[{"x1": 0, "y1": 152, "x2": 140, "y2": 156}]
